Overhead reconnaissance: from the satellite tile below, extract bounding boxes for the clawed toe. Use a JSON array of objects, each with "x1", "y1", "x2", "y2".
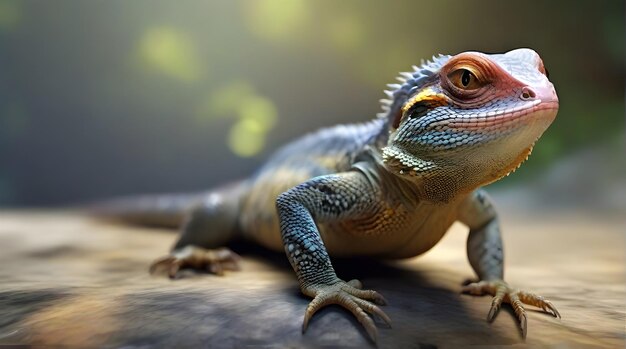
[
  {"x1": 462, "y1": 279, "x2": 560, "y2": 338},
  {"x1": 149, "y1": 246, "x2": 241, "y2": 278},
  {"x1": 301, "y1": 279, "x2": 390, "y2": 343},
  {"x1": 519, "y1": 292, "x2": 561, "y2": 319}
]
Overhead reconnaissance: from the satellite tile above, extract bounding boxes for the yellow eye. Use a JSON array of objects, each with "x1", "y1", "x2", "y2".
[{"x1": 448, "y1": 68, "x2": 482, "y2": 90}]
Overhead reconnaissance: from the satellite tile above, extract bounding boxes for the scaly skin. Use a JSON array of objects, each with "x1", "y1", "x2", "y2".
[{"x1": 114, "y1": 48, "x2": 560, "y2": 343}]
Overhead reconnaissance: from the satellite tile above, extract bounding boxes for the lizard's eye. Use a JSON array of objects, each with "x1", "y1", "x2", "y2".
[
  {"x1": 461, "y1": 70, "x2": 471, "y2": 86},
  {"x1": 447, "y1": 68, "x2": 482, "y2": 90}
]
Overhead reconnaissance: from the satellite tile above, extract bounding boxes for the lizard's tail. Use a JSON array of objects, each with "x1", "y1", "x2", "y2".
[{"x1": 88, "y1": 192, "x2": 207, "y2": 229}]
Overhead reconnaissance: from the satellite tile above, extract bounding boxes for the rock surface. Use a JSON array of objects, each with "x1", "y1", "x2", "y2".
[{"x1": 0, "y1": 209, "x2": 623, "y2": 348}]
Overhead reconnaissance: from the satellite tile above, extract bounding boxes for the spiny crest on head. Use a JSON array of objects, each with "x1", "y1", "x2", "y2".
[{"x1": 377, "y1": 54, "x2": 451, "y2": 126}]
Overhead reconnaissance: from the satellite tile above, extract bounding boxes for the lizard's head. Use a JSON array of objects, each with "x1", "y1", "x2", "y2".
[{"x1": 380, "y1": 48, "x2": 558, "y2": 201}]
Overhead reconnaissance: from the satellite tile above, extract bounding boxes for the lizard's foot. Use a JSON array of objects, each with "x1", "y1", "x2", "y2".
[
  {"x1": 462, "y1": 279, "x2": 560, "y2": 338},
  {"x1": 149, "y1": 246, "x2": 241, "y2": 278},
  {"x1": 302, "y1": 279, "x2": 391, "y2": 343}
]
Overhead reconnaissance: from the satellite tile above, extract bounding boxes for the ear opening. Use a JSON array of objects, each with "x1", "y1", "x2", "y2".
[
  {"x1": 392, "y1": 99, "x2": 440, "y2": 130},
  {"x1": 391, "y1": 107, "x2": 403, "y2": 129},
  {"x1": 387, "y1": 94, "x2": 408, "y2": 130}
]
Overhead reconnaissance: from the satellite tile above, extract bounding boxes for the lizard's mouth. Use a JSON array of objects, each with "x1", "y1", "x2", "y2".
[{"x1": 447, "y1": 100, "x2": 558, "y2": 131}]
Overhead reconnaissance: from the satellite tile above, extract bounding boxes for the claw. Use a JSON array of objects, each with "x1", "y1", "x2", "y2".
[
  {"x1": 352, "y1": 297, "x2": 392, "y2": 327},
  {"x1": 349, "y1": 288, "x2": 387, "y2": 306},
  {"x1": 463, "y1": 279, "x2": 559, "y2": 338},
  {"x1": 487, "y1": 284, "x2": 506, "y2": 322},
  {"x1": 510, "y1": 293, "x2": 528, "y2": 338},
  {"x1": 301, "y1": 279, "x2": 390, "y2": 343},
  {"x1": 351, "y1": 304, "x2": 377, "y2": 342},
  {"x1": 374, "y1": 292, "x2": 388, "y2": 306},
  {"x1": 518, "y1": 290, "x2": 562, "y2": 319},
  {"x1": 487, "y1": 298, "x2": 501, "y2": 322},
  {"x1": 168, "y1": 260, "x2": 182, "y2": 278},
  {"x1": 519, "y1": 311, "x2": 528, "y2": 338},
  {"x1": 149, "y1": 256, "x2": 173, "y2": 274},
  {"x1": 149, "y1": 246, "x2": 242, "y2": 278},
  {"x1": 302, "y1": 294, "x2": 331, "y2": 333},
  {"x1": 545, "y1": 300, "x2": 561, "y2": 318}
]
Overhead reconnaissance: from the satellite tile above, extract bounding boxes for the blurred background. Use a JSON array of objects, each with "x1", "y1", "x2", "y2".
[{"x1": 0, "y1": 0, "x2": 623, "y2": 209}]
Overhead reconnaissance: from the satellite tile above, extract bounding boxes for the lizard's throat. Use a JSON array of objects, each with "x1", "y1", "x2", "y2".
[
  {"x1": 380, "y1": 146, "x2": 461, "y2": 203},
  {"x1": 482, "y1": 144, "x2": 535, "y2": 186},
  {"x1": 380, "y1": 143, "x2": 536, "y2": 203},
  {"x1": 381, "y1": 145, "x2": 437, "y2": 177}
]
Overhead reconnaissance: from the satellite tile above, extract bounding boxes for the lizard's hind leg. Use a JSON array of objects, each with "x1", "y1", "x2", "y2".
[{"x1": 150, "y1": 183, "x2": 246, "y2": 278}]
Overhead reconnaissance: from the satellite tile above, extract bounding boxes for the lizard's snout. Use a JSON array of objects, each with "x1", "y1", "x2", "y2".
[{"x1": 520, "y1": 84, "x2": 558, "y2": 106}]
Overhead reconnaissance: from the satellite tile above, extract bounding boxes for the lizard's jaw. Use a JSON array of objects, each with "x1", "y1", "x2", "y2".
[
  {"x1": 381, "y1": 100, "x2": 558, "y2": 200},
  {"x1": 443, "y1": 100, "x2": 557, "y2": 136},
  {"x1": 465, "y1": 100, "x2": 559, "y2": 185}
]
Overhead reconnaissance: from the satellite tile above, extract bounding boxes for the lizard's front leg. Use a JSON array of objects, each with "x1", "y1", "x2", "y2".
[
  {"x1": 457, "y1": 190, "x2": 560, "y2": 338},
  {"x1": 276, "y1": 172, "x2": 391, "y2": 342}
]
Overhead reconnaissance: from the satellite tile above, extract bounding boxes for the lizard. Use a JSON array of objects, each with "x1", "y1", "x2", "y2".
[{"x1": 101, "y1": 48, "x2": 561, "y2": 343}]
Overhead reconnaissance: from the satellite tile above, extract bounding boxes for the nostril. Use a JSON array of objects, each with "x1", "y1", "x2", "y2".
[{"x1": 521, "y1": 87, "x2": 536, "y2": 100}]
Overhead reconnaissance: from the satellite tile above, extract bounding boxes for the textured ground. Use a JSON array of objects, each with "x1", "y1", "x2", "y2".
[{"x1": 0, "y1": 206, "x2": 624, "y2": 348}]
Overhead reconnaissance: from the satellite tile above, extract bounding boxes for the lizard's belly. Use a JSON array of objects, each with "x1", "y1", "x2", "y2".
[
  {"x1": 241, "y1": 187, "x2": 462, "y2": 258},
  {"x1": 320, "y1": 201, "x2": 460, "y2": 259},
  {"x1": 240, "y1": 160, "x2": 463, "y2": 258}
]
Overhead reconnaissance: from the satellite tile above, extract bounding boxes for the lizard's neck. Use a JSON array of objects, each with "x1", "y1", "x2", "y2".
[
  {"x1": 377, "y1": 141, "x2": 536, "y2": 203},
  {"x1": 364, "y1": 119, "x2": 480, "y2": 203},
  {"x1": 357, "y1": 117, "x2": 495, "y2": 204},
  {"x1": 357, "y1": 140, "x2": 465, "y2": 204}
]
